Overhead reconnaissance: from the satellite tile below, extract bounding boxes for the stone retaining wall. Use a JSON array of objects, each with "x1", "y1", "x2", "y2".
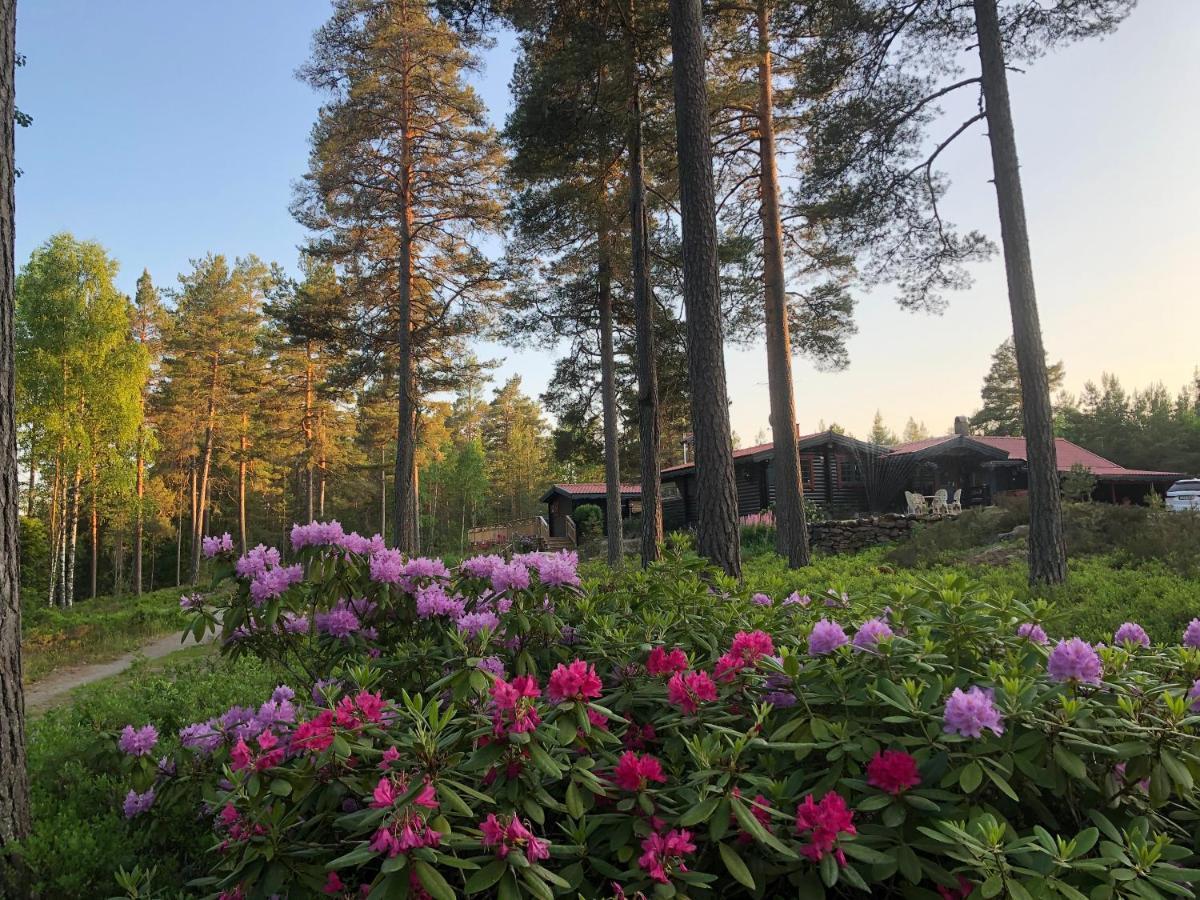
[{"x1": 809, "y1": 513, "x2": 916, "y2": 554}]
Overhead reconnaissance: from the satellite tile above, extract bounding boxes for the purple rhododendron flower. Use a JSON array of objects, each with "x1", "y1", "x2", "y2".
[
  {"x1": 290, "y1": 520, "x2": 346, "y2": 550},
  {"x1": 560, "y1": 625, "x2": 579, "y2": 645},
  {"x1": 808, "y1": 620, "x2": 848, "y2": 655},
  {"x1": 123, "y1": 788, "x2": 155, "y2": 819},
  {"x1": 1017, "y1": 623, "x2": 1048, "y2": 644},
  {"x1": 1183, "y1": 619, "x2": 1200, "y2": 649},
  {"x1": 282, "y1": 612, "x2": 309, "y2": 635},
  {"x1": 179, "y1": 722, "x2": 222, "y2": 754},
  {"x1": 1113, "y1": 622, "x2": 1150, "y2": 649},
  {"x1": 315, "y1": 607, "x2": 360, "y2": 639},
  {"x1": 460, "y1": 554, "x2": 504, "y2": 579},
  {"x1": 490, "y1": 561, "x2": 530, "y2": 594},
  {"x1": 751, "y1": 593, "x2": 773, "y2": 607},
  {"x1": 1189, "y1": 679, "x2": 1200, "y2": 712},
  {"x1": 179, "y1": 593, "x2": 205, "y2": 611},
  {"x1": 415, "y1": 583, "x2": 467, "y2": 619},
  {"x1": 943, "y1": 686, "x2": 1005, "y2": 739},
  {"x1": 249, "y1": 563, "x2": 304, "y2": 605},
  {"x1": 457, "y1": 611, "x2": 501, "y2": 637},
  {"x1": 118, "y1": 724, "x2": 158, "y2": 757},
  {"x1": 783, "y1": 592, "x2": 811, "y2": 607},
  {"x1": 477, "y1": 656, "x2": 506, "y2": 678},
  {"x1": 527, "y1": 550, "x2": 581, "y2": 587},
  {"x1": 369, "y1": 548, "x2": 405, "y2": 584},
  {"x1": 852, "y1": 618, "x2": 894, "y2": 652},
  {"x1": 1047, "y1": 638, "x2": 1103, "y2": 685}
]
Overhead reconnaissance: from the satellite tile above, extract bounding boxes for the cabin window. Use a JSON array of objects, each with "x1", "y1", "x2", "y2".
[
  {"x1": 798, "y1": 456, "x2": 815, "y2": 489},
  {"x1": 840, "y1": 456, "x2": 865, "y2": 485},
  {"x1": 661, "y1": 482, "x2": 681, "y2": 500}
]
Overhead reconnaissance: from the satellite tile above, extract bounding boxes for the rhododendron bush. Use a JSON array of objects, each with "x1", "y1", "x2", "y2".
[{"x1": 111, "y1": 524, "x2": 1200, "y2": 899}]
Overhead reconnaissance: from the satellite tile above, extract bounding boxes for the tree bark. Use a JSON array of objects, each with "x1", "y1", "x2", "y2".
[
  {"x1": 755, "y1": 0, "x2": 808, "y2": 567},
  {"x1": 626, "y1": 20, "x2": 663, "y2": 566},
  {"x1": 598, "y1": 228, "x2": 623, "y2": 566},
  {"x1": 132, "y1": 418, "x2": 144, "y2": 596},
  {"x1": 304, "y1": 346, "x2": 314, "y2": 523},
  {"x1": 190, "y1": 355, "x2": 218, "y2": 583},
  {"x1": 47, "y1": 460, "x2": 60, "y2": 606},
  {"x1": 238, "y1": 412, "x2": 248, "y2": 554},
  {"x1": 66, "y1": 466, "x2": 80, "y2": 606},
  {"x1": 89, "y1": 473, "x2": 98, "y2": 599},
  {"x1": 973, "y1": 0, "x2": 1066, "y2": 585},
  {"x1": 24, "y1": 455, "x2": 33, "y2": 518},
  {"x1": 668, "y1": 0, "x2": 741, "y2": 576},
  {"x1": 0, "y1": 0, "x2": 30, "y2": 846}
]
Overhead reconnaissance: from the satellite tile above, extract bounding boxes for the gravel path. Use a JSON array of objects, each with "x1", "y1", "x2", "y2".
[{"x1": 24, "y1": 628, "x2": 213, "y2": 713}]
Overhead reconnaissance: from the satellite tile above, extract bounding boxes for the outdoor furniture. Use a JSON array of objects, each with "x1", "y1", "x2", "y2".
[
  {"x1": 905, "y1": 491, "x2": 928, "y2": 516},
  {"x1": 930, "y1": 489, "x2": 949, "y2": 515},
  {"x1": 949, "y1": 489, "x2": 962, "y2": 514}
]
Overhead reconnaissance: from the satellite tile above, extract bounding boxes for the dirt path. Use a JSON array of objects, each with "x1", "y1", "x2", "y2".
[{"x1": 24, "y1": 628, "x2": 214, "y2": 714}]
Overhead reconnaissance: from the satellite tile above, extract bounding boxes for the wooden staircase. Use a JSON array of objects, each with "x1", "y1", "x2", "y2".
[
  {"x1": 542, "y1": 536, "x2": 573, "y2": 551},
  {"x1": 467, "y1": 516, "x2": 577, "y2": 552}
]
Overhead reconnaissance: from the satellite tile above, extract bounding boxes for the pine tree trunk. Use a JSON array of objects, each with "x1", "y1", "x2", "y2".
[
  {"x1": 0, "y1": 0, "x2": 31, "y2": 843},
  {"x1": 238, "y1": 412, "x2": 248, "y2": 555},
  {"x1": 175, "y1": 479, "x2": 184, "y2": 587},
  {"x1": 47, "y1": 461, "x2": 61, "y2": 606},
  {"x1": 133, "y1": 420, "x2": 144, "y2": 596},
  {"x1": 668, "y1": 0, "x2": 741, "y2": 576},
  {"x1": 394, "y1": 224, "x2": 418, "y2": 553},
  {"x1": 626, "y1": 26, "x2": 663, "y2": 566},
  {"x1": 755, "y1": 0, "x2": 808, "y2": 567},
  {"x1": 380, "y1": 447, "x2": 387, "y2": 538},
  {"x1": 598, "y1": 229, "x2": 623, "y2": 566},
  {"x1": 191, "y1": 357, "x2": 218, "y2": 583},
  {"x1": 24, "y1": 456, "x2": 33, "y2": 518},
  {"x1": 973, "y1": 0, "x2": 1066, "y2": 585},
  {"x1": 304, "y1": 348, "x2": 314, "y2": 523}
]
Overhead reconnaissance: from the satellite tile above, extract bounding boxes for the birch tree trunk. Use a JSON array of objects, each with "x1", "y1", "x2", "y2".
[
  {"x1": 66, "y1": 466, "x2": 81, "y2": 607},
  {"x1": 238, "y1": 412, "x2": 248, "y2": 554},
  {"x1": 668, "y1": 0, "x2": 741, "y2": 576},
  {"x1": 133, "y1": 418, "x2": 144, "y2": 595},
  {"x1": 973, "y1": 0, "x2": 1066, "y2": 585}
]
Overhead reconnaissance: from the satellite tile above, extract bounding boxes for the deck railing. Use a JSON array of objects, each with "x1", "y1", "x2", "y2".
[
  {"x1": 564, "y1": 515, "x2": 576, "y2": 548},
  {"x1": 467, "y1": 516, "x2": 552, "y2": 550}
]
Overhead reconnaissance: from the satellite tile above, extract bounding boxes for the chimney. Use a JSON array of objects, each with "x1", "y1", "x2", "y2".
[{"x1": 953, "y1": 415, "x2": 970, "y2": 436}]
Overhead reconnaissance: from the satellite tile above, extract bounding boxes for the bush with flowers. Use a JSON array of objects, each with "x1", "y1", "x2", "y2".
[{"x1": 106, "y1": 522, "x2": 1200, "y2": 899}]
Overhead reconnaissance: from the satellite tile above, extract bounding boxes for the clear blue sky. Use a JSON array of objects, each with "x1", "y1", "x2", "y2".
[{"x1": 15, "y1": 1, "x2": 1200, "y2": 445}]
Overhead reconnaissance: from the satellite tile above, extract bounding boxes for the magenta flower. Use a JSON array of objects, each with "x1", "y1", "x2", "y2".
[
  {"x1": 118, "y1": 724, "x2": 159, "y2": 757},
  {"x1": 808, "y1": 619, "x2": 849, "y2": 655},
  {"x1": 666, "y1": 669, "x2": 718, "y2": 714},
  {"x1": 479, "y1": 813, "x2": 550, "y2": 861},
  {"x1": 1017, "y1": 623, "x2": 1048, "y2": 644},
  {"x1": 943, "y1": 686, "x2": 1005, "y2": 739},
  {"x1": 1113, "y1": 622, "x2": 1150, "y2": 649},
  {"x1": 794, "y1": 792, "x2": 856, "y2": 865},
  {"x1": 852, "y1": 618, "x2": 894, "y2": 652},
  {"x1": 646, "y1": 646, "x2": 688, "y2": 676},
  {"x1": 1046, "y1": 638, "x2": 1103, "y2": 685},
  {"x1": 547, "y1": 660, "x2": 603, "y2": 703},
  {"x1": 638, "y1": 829, "x2": 695, "y2": 884},
  {"x1": 613, "y1": 751, "x2": 666, "y2": 792}
]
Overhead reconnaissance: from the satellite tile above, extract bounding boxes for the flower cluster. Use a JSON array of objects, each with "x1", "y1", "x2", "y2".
[
  {"x1": 809, "y1": 619, "x2": 849, "y2": 655},
  {"x1": 202, "y1": 532, "x2": 235, "y2": 557},
  {"x1": 118, "y1": 724, "x2": 159, "y2": 757},
  {"x1": 646, "y1": 646, "x2": 688, "y2": 676},
  {"x1": 852, "y1": 617, "x2": 893, "y2": 652},
  {"x1": 1017, "y1": 622, "x2": 1048, "y2": 644},
  {"x1": 794, "y1": 792, "x2": 856, "y2": 865},
  {"x1": 866, "y1": 750, "x2": 921, "y2": 795},
  {"x1": 714, "y1": 630, "x2": 774, "y2": 681},
  {"x1": 666, "y1": 669, "x2": 718, "y2": 714},
  {"x1": 613, "y1": 751, "x2": 666, "y2": 792},
  {"x1": 479, "y1": 813, "x2": 550, "y2": 862},
  {"x1": 547, "y1": 659, "x2": 602, "y2": 703},
  {"x1": 490, "y1": 675, "x2": 541, "y2": 737},
  {"x1": 943, "y1": 686, "x2": 1005, "y2": 738},
  {"x1": 1184, "y1": 618, "x2": 1200, "y2": 649},
  {"x1": 1047, "y1": 638, "x2": 1103, "y2": 685},
  {"x1": 638, "y1": 829, "x2": 695, "y2": 884},
  {"x1": 1113, "y1": 621, "x2": 1150, "y2": 649},
  {"x1": 123, "y1": 788, "x2": 155, "y2": 819}
]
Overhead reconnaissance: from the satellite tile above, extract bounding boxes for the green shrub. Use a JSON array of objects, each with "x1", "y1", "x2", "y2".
[
  {"x1": 16, "y1": 653, "x2": 281, "y2": 898},
  {"x1": 97, "y1": 533, "x2": 1200, "y2": 899},
  {"x1": 572, "y1": 503, "x2": 603, "y2": 543}
]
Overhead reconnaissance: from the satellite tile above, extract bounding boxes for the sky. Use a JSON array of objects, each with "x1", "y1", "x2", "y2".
[{"x1": 14, "y1": 1, "x2": 1200, "y2": 444}]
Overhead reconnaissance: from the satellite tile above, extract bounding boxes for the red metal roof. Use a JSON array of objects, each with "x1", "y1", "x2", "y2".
[
  {"x1": 889, "y1": 435, "x2": 1180, "y2": 478},
  {"x1": 547, "y1": 482, "x2": 642, "y2": 497}
]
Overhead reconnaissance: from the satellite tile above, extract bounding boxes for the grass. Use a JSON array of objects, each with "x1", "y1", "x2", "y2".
[{"x1": 20, "y1": 585, "x2": 192, "y2": 684}]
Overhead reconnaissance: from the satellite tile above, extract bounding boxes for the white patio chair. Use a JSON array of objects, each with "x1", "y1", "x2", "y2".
[
  {"x1": 949, "y1": 489, "x2": 963, "y2": 515},
  {"x1": 930, "y1": 489, "x2": 949, "y2": 516},
  {"x1": 905, "y1": 491, "x2": 926, "y2": 517}
]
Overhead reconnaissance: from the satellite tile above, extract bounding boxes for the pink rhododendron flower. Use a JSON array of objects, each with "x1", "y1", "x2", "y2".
[
  {"x1": 637, "y1": 829, "x2": 695, "y2": 884},
  {"x1": 715, "y1": 630, "x2": 775, "y2": 681},
  {"x1": 460, "y1": 554, "x2": 504, "y2": 579},
  {"x1": 808, "y1": 619, "x2": 849, "y2": 655},
  {"x1": 547, "y1": 659, "x2": 603, "y2": 703},
  {"x1": 794, "y1": 791, "x2": 856, "y2": 865},
  {"x1": 646, "y1": 646, "x2": 688, "y2": 676},
  {"x1": 1017, "y1": 623, "x2": 1048, "y2": 644},
  {"x1": 783, "y1": 592, "x2": 812, "y2": 607},
  {"x1": 479, "y1": 813, "x2": 550, "y2": 861},
  {"x1": 866, "y1": 750, "x2": 921, "y2": 795},
  {"x1": 490, "y1": 560, "x2": 530, "y2": 593},
  {"x1": 322, "y1": 871, "x2": 344, "y2": 895},
  {"x1": 526, "y1": 549, "x2": 581, "y2": 587},
  {"x1": 666, "y1": 669, "x2": 718, "y2": 714},
  {"x1": 491, "y1": 675, "x2": 542, "y2": 736},
  {"x1": 368, "y1": 548, "x2": 405, "y2": 584},
  {"x1": 938, "y1": 876, "x2": 975, "y2": 900},
  {"x1": 943, "y1": 686, "x2": 1005, "y2": 739},
  {"x1": 1046, "y1": 638, "x2": 1103, "y2": 685},
  {"x1": 1113, "y1": 622, "x2": 1150, "y2": 649},
  {"x1": 613, "y1": 751, "x2": 667, "y2": 792}
]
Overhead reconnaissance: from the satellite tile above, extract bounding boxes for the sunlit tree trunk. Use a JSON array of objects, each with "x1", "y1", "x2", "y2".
[
  {"x1": 973, "y1": 0, "x2": 1065, "y2": 585},
  {"x1": 238, "y1": 411, "x2": 249, "y2": 554},
  {"x1": 598, "y1": 226, "x2": 623, "y2": 566},
  {"x1": 190, "y1": 355, "x2": 218, "y2": 583},
  {"x1": 755, "y1": 0, "x2": 809, "y2": 568},
  {"x1": 132, "y1": 417, "x2": 144, "y2": 596},
  {"x1": 89, "y1": 471, "x2": 98, "y2": 599}
]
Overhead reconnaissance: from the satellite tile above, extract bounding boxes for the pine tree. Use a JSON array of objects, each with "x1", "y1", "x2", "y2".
[
  {"x1": 481, "y1": 376, "x2": 554, "y2": 523},
  {"x1": 971, "y1": 337, "x2": 1064, "y2": 436},
  {"x1": 294, "y1": 0, "x2": 505, "y2": 553},
  {"x1": 868, "y1": 411, "x2": 898, "y2": 446},
  {"x1": 902, "y1": 418, "x2": 930, "y2": 443},
  {"x1": 130, "y1": 270, "x2": 167, "y2": 595}
]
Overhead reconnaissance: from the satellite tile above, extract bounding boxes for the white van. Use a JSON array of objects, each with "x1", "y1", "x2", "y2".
[{"x1": 1165, "y1": 479, "x2": 1200, "y2": 512}]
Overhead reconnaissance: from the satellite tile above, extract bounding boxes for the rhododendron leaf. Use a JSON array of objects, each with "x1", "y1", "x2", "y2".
[
  {"x1": 895, "y1": 844, "x2": 922, "y2": 884},
  {"x1": 795, "y1": 872, "x2": 827, "y2": 899},
  {"x1": 464, "y1": 859, "x2": 505, "y2": 894},
  {"x1": 531, "y1": 865, "x2": 571, "y2": 889},
  {"x1": 326, "y1": 844, "x2": 377, "y2": 869},
  {"x1": 882, "y1": 803, "x2": 907, "y2": 828},
  {"x1": 437, "y1": 783, "x2": 473, "y2": 817},
  {"x1": 381, "y1": 855, "x2": 407, "y2": 874},
  {"x1": 959, "y1": 762, "x2": 983, "y2": 793},
  {"x1": 718, "y1": 842, "x2": 755, "y2": 889},
  {"x1": 904, "y1": 794, "x2": 940, "y2": 813},
  {"x1": 857, "y1": 794, "x2": 891, "y2": 811},
  {"x1": 841, "y1": 843, "x2": 891, "y2": 866},
  {"x1": 1052, "y1": 746, "x2": 1091, "y2": 785},
  {"x1": 819, "y1": 852, "x2": 840, "y2": 887},
  {"x1": 269, "y1": 778, "x2": 291, "y2": 797},
  {"x1": 679, "y1": 796, "x2": 719, "y2": 827},
  {"x1": 414, "y1": 860, "x2": 456, "y2": 900},
  {"x1": 709, "y1": 798, "x2": 731, "y2": 840},
  {"x1": 557, "y1": 716, "x2": 577, "y2": 746},
  {"x1": 984, "y1": 767, "x2": 1019, "y2": 801},
  {"x1": 523, "y1": 797, "x2": 544, "y2": 824},
  {"x1": 839, "y1": 863, "x2": 870, "y2": 892},
  {"x1": 730, "y1": 796, "x2": 795, "y2": 858},
  {"x1": 1007, "y1": 881, "x2": 1033, "y2": 900},
  {"x1": 330, "y1": 735, "x2": 352, "y2": 758},
  {"x1": 565, "y1": 781, "x2": 584, "y2": 818},
  {"x1": 529, "y1": 744, "x2": 562, "y2": 778},
  {"x1": 1159, "y1": 748, "x2": 1193, "y2": 791}
]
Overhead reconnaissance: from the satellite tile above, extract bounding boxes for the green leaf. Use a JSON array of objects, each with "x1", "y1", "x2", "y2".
[
  {"x1": 718, "y1": 842, "x2": 755, "y2": 890},
  {"x1": 268, "y1": 778, "x2": 292, "y2": 797},
  {"x1": 325, "y1": 844, "x2": 376, "y2": 870},
  {"x1": 1159, "y1": 749, "x2": 1193, "y2": 792},
  {"x1": 1053, "y1": 745, "x2": 1090, "y2": 783},
  {"x1": 414, "y1": 860, "x2": 456, "y2": 900},
  {"x1": 465, "y1": 859, "x2": 506, "y2": 894},
  {"x1": 679, "y1": 796, "x2": 719, "y2": 827},
  {"x1": 960, "y1": 762, "x2": 983, "y2": 794},
  {"x1": 565, "y1": 781, "x2": 584, "y2": 819}
]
